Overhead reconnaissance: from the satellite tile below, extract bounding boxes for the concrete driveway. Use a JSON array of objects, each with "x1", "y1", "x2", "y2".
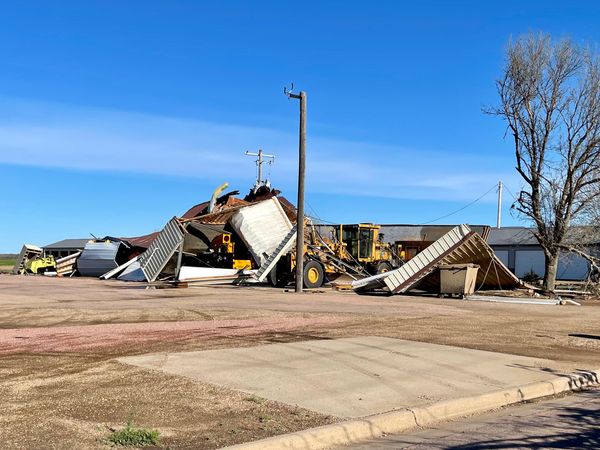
[{"x1": 120, "y1": 336, "x2": 560, "y2": 418}]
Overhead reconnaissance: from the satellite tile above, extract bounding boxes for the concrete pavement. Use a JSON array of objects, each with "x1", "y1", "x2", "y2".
[
  {"x1": 343, "y1": 387, "x2": 600, "y2": 449},
  {"x1": 120, "y1": 336, "x2": 560, "y2": 418}
]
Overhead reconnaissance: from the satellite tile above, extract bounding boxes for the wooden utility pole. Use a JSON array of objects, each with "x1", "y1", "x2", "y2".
[{"x1": 285, "y1": 86, "x2": 306, "y2": 293}]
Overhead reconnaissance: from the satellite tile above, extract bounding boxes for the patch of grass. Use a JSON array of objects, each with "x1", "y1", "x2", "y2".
[
  {"x1": 0, "y1": 259, "x2": 15, "y2": 266},
  {"x1": 245, "y1": 394, "x2": 265, "y2": 404},
  {"x1": 108, "y1": 420, "x2": 159, "y2": 447}
]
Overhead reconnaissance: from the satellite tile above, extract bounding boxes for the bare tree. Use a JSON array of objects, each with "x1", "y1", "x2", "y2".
[{"x1": 489, "y1": 33, "x2": 600, "y2": 291}]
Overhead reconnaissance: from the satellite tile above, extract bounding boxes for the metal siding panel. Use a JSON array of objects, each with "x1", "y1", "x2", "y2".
[
  {"x1": 229, "y1": 198, "x2": 293, "y2": 266},
  {"x1": 138, "y1": 218, "x2": 184, "y2": 282},
  {"x1": 77, "y1": 242, "x2": 121, "y2": 277}
]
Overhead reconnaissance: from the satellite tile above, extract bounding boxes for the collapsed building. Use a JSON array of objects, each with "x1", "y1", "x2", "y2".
[{"x1": 13, "y1": 183, "x2": 533, "y2": 296}]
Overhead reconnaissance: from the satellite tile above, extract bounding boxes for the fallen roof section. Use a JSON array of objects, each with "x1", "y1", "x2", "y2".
[
  {"x1": 229, "y1": 197, "x2": 293, "y2": 266},
  {"x1": 352, "y1": 224, "x2": 522, "y2": 294}
]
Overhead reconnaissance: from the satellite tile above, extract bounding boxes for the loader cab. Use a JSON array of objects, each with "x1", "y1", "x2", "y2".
[{"x1": 340, "y1": 224, "x2": 379, "y2": 262}]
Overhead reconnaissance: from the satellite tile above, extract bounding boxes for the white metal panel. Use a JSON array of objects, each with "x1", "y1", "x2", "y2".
[
  {"x1": 178, "y1": 266, "x2": 240, "y2": 281},
  {"x1": 557, "y1": 252, "x2": 589, "y2": 280},
  {"x1": 494, "y1": 250, "x2": 509, "y2": 267},
  {"x1": 353, "y1": 224, "x2": 471, "y2": 292},
  {"x1": 515, "y1": 250, "x2": 545, "y2": 278},
  {"x1": 100, "y1": 255, "x2": 139, "y2": 280},
  {"x1": 229, "y1": 198, "x2": 293, "y2": 266},
  {"x1": 77, "y1": 241, "x2": 121, "y2": 277},
  {"x1": 118, "y1": 260, "x2": 145, "y2": 281},
  {"x1": 138, "y1": 218, "x2": 184, "y2": 282}
]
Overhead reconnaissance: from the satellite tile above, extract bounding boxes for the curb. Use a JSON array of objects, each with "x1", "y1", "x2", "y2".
[{"x1": 224, "y1": 368, "x2": 600, "y2": 450}]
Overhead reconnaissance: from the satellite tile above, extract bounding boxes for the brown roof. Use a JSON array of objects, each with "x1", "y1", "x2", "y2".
[
  {"x1": 121, "y1": 232, "x2": 159, "y2": 249},
  {"x1": 181, "y1": 201, "x2": 209, "y2": 219}
]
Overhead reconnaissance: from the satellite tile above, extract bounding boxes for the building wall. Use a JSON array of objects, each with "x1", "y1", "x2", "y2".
[
  {"x1": 490, "y1": 245, "x2": 590, "y2": 281},
  {"x1": 44, "y1": 248, "x2": 82, "y2": 258}
]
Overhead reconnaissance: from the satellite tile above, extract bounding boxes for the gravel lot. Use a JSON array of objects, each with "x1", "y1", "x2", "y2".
[{"x1": 2, "y1": 275, "x2": 600, "y2": 449}]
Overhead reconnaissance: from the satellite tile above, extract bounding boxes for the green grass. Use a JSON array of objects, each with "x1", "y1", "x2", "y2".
[
  {"x1": 108, "y1": 420, "x2": 159, "y2": 447},
  {"x1": 0, "y1": 259, "x2": 15, "y2": 266}
]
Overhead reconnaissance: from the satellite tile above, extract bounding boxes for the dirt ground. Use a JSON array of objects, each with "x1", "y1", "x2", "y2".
[{"x1": 2, "y1": 275, "x2": 600, "y2": 449}]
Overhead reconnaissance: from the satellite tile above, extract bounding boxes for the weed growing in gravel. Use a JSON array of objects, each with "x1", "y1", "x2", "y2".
[
  {"x1": 108, "y1": 420, "x2": 159, "y2": 447},
  {"x1": 245, "y1": 394, "x2": 265, "y2": 404}
]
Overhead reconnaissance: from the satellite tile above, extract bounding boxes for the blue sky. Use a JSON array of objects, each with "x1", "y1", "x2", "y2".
[{"x1": 1, "y1": 1, "x2": 599, "y2": 252}]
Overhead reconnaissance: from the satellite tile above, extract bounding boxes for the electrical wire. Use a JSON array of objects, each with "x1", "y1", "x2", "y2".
[
  {"x1": 420, "y1": 184, "x2": 498, "y2": 225},
  {"x1": 502, "y1": 183, "x2": 520, "y2": 202}
]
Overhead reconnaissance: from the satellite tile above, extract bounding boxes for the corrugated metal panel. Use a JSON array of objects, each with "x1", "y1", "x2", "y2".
[
  {"x1": 256, "y1": 226, "x2": 297, "y2": 282},
  {"x1": 138, "y1": 218, "x2": 184, "y2": 282},
  {"x1": 229, "y1": 198, "x2": 293, "y2": 266},
  {"x1": 415, "y1": 232, "x2": 521, "y2": 291},
  {"x1": 78, "y1": 242, "x2": 121, "y2": 277},
  {"x1": 353, "y1": 225, "x2": 523, "y2": 294},
  {"x1": 351, "y1": 225, "x2": 470, "y2": 292},
  {"x1": 383, "y1": 225, "x2": 471, "y2": 293}
]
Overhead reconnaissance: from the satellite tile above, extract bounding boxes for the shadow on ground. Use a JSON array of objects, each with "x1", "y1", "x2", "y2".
[{"x1": 447, "y1": 389, "x2": 600, "y2": 449}]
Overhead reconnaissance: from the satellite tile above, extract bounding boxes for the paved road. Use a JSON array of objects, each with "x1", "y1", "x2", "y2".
[{"x1": 345, "y1": 387, "x2": 600, "y2": 449}]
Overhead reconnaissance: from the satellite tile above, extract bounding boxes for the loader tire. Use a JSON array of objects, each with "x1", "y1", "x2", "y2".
[
  {"x1": 303, "y1": 261, "x2": 324, "y2": 289},
  {"x1": 376, "y1": 261, "x2": 393, "y2": 274},
  {"x1": 268, "y1": 265, "x2": 288, "y2": 288}
]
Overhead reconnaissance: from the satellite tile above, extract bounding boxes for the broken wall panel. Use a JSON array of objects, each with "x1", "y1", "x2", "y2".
[
  {"x1": 229, "y1": 198, "x2": 293, "y2": 266},
  {"x1": 138, "y1": 218, "x2": 185, "y2": 282},
  {"x1": 12, "y1": 244, "x2": 43, "y2": 274},
  {"x1": 56, "y1": 251, "x2": 81, "y2": 277},
  {"x1": 77, "y1": 241, "x2": 124, "y2": 277}
]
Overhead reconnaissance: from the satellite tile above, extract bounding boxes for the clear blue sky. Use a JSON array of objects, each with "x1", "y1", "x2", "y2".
[{"x1": 1, "y1": 1, "x2": 599, "y2": 252}]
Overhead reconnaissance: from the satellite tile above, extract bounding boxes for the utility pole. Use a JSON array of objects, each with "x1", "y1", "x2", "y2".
[
  {"x1": 245, "y1": 149, "x2": 275, "y2": 189},
  {"x1": 285, "y1": 85, "x2": 306, "y2": 293},
  {"x1": 497, "y1": 180, "x2": 503, "y2": 229}
]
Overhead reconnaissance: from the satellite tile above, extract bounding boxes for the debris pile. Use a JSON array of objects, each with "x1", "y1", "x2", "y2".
[{"x1": 11, "y1": 185, "x2": 541, "y2": 297}]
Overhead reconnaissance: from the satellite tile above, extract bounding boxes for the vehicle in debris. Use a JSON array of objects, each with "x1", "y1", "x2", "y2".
[{"x1": 267, "y1": 223, "x2": 402, "y2": 289}]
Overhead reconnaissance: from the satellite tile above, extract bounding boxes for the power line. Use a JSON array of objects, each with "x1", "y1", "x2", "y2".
[
  {"x1": 420, "y1": 184, "x2": 498, "y2": 225},
  {"x1": 502, "y1": 183, "x2": 520, "y2": 202}
]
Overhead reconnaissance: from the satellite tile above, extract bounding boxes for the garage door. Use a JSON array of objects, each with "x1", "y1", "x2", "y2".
[
  {"x1": 515, "y1": 250, "x2": 545, "y2": 278},
  {"x1": 557, "y1": 252, "x2": 589, "y2": 280}
]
